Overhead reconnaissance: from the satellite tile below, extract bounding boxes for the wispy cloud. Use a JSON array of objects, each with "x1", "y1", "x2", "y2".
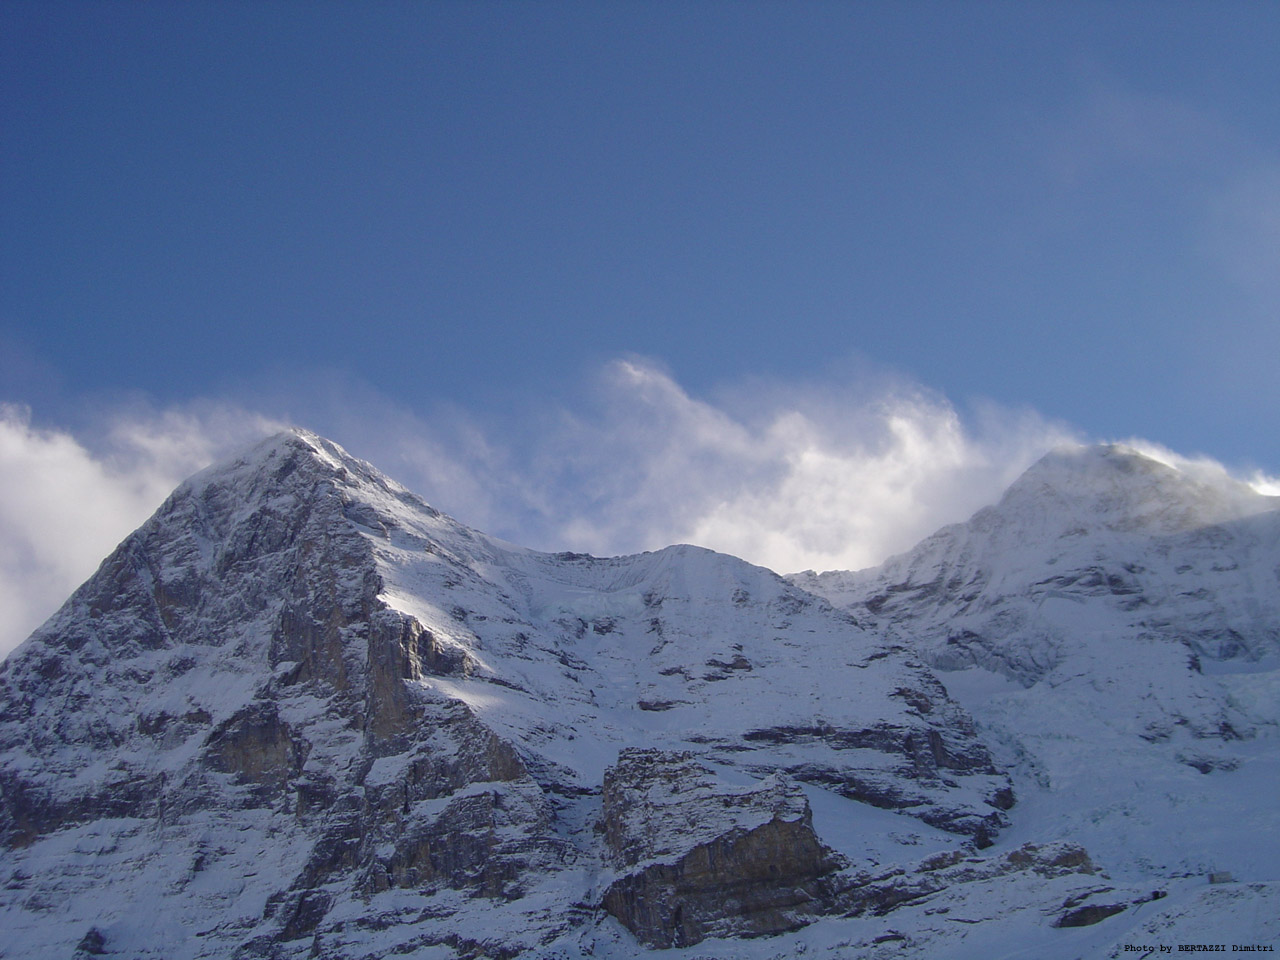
[
  {"x1": 1034, "y1": 72, "x2": 1280, "y2": 439},
  {"x1": 1205, "y1": 164, "x2": 1280, "y2": 301},
  {"x1": 1041, "y1": 77, "x2": 1239, "y2": 188},
  {"x1": 1249, "y1": 474, "x2": 1280, "y2": 497},
  {"x1": 0, "y1": 404, "x2": 284, "y2": 656},
  {"x1": 1121, "y1": 436, "x2": 1280, "y2": 499},
  {"x1": 515, "y1": 359, "x2": 1079, "y2": 573}
]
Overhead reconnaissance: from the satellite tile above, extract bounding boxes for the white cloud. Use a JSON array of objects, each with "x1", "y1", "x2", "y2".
[
  {"x1": 1117, "y1": 437, "x2": 1237, "y2": 481},
  {"x1": 0, "y1": 367, "x2": 1082, "y2": 657},
  {"x1": 1113, "y1": 437, "x2": 1280, "y2": 503},
  {"x1": 521, "y1": 360, "x2": 1079, "y2": 573},
  {"x1": 0, "y1": 404, "x2": 283, "y2": 657},
  {"x1": 1249, "y1": 474, "x2": 1280, "y2": 497}
]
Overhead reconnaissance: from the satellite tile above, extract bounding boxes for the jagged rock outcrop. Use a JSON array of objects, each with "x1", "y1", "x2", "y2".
[
  {"x1": 834, "y1": 839, "x2": 1097, "y2": 919},
  {"x1": 600, "y1": 749, "x2": 842, "y2": 947},
  {"x1": 739, "y1": 668, "x2": 1012, "y2": 843}
]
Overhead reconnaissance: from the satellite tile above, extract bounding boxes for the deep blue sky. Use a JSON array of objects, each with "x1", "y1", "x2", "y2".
[{"x1": 4, "y1": 1, "x2": 1280, "y2": 468}]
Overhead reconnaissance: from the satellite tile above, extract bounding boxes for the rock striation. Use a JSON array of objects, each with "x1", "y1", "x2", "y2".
[{"x1": 0, "y1": 434, "x2": 574, "y2": 957}]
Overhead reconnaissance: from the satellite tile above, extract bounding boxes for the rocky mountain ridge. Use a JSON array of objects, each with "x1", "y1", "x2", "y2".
[{"x1": 1, "y1": 433, "x2": 1277, "y2": 958}]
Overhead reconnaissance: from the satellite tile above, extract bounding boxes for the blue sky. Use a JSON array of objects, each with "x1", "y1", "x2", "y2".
[{"x1": 3, "y1": 1, "x2": 1280, "y2": 650}]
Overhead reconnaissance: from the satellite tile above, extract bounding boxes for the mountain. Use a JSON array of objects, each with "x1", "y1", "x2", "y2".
[
  {"x1": 1, "y1": 434, "x2": 1277, "y2": 958},
  {"x1": 792, "y1": 445, "x2": 1280, "y2": 927}
]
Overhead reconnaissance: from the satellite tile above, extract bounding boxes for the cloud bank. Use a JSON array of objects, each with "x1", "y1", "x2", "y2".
[
  {"x1": 519, "y1": 360, "x2": 1080, "y2": 574},
  {"x1": 8, "y1": 359, "x2": 1271, "y2": 659}
]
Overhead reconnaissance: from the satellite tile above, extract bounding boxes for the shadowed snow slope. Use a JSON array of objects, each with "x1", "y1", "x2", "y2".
[{"x1": 1, "y1": 434, "x2": 1277, "y2": 959}]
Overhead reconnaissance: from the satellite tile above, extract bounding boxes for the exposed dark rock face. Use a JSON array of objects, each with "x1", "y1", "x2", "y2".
[
  {"x1": 1053, "y1": 902, "x2": 1128, "y2": 927},
  {"x1": 739, "y1": 677, "x2": 1011, "y2": 844},
  {"x1": 834, "y1": 840, "x2": 1098, "y2": 919},
  {"x1": 204, "y1": 701, "x2": 309, "y2": 789},
  {"x1": 74, "y1": 926, "x2": 107, "y2": 957},
  {"x1": 600, "y1": 749, "x2": 842, "y2": 947},
  {"x1": 0, "y1": 434, "x2": 574, "y2": 955},
  {"x1": 1050, "y1": 886, "x2": 1166, "y2": 928}
]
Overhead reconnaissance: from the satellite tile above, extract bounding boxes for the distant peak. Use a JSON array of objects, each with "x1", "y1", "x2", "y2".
[
  {"x1": 1018, "y1": 441, "x2": 1271, "y2": 494},
  {"x1": 1028, "y1": 441, "x2": 1162, "y2": 470},
  {"x1": 1011, "y1": 443, "x2": 1195, "y2": 491},
  {"x1": 999, "y1": 441, "x2": 1275, "y2": 531}
]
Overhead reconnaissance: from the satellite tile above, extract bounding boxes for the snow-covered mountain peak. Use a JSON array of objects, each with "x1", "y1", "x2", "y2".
[
  {"x1": 179, "y1": 428, "x2": 344, "y2": 493},
  {"x1": 992, "y1": 442, "x2": 1278, "y2": 538},
  {"x1": 176, "y1": 427, "x2": 440, "y2": 521},
  {"x1": 791, "y1": 440, "x2": 1280, "y2": 908}
]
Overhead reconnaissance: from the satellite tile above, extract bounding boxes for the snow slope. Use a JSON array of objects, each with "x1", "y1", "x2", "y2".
[{"x1": 793, "y1": 444, "x2": 1280, "y2": 891}]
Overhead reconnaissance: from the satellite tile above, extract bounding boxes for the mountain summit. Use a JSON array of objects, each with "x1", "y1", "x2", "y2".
[
  {"x1": 2, "y1": 433, "x2": 1277, "y2": 958},
  {"x1": 793, "y1": 442, "x2": 1280, "y2": 887}
]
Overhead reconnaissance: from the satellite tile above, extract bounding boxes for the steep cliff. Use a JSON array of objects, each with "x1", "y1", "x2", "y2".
[{"x1": 600, "y1": 749, "x2": 843, "y2": 947}]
